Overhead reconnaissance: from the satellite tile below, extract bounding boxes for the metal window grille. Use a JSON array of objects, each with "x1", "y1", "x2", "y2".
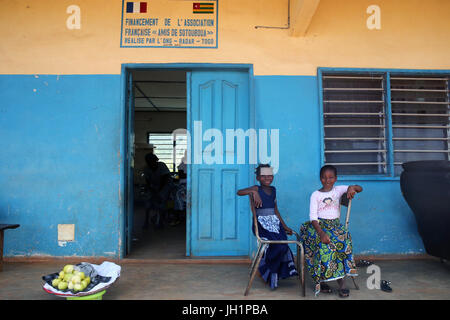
[
  {"x1": 322, "y1": 73, "x2": 388, "y2": 175},
  {"x1": 321, "y1": 71, "x2": 450, "y2": 176},
  {"x1": 148, "y1": 133, "x2": 188, "y2": 172},
  {"x1": 390, "y1": 75, "x2": 450, "y2": 175}
]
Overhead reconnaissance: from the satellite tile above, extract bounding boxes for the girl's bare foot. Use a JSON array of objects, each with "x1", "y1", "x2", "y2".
[{"x1": 320, "y1": 283, "x2": 332, "y2": 293}]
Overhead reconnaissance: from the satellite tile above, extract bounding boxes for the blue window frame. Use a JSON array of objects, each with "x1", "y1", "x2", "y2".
[{"x1": 318, "y1": 68, "x2": 450, "y2": 180}]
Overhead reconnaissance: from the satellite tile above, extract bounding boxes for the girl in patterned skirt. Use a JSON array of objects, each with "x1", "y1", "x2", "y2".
[
  {"x1": 237, "y1": 164, "x2": 298, "y2": 290},
  {"x1": 300, "y1": 165, "x2": 363, "y2": 297}
]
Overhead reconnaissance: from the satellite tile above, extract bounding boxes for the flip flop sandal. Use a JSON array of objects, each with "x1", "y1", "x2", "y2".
[
  {"x1": 320, "y1": 283, "x2": 333, "y2": 293},
  {"x1": 381, "y1": 280, "x2": 392, "y2": 292},
  {"x1": 356, "y1": 259, "x2": 373, "y2": 267},
  {"x1": 338, "y1": 288, "x2": 350, "y2": 298}
]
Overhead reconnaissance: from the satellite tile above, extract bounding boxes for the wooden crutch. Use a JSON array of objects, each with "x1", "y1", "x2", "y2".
[{"x1": 344, "y1": 198, "x2": 359, "y2": 290}]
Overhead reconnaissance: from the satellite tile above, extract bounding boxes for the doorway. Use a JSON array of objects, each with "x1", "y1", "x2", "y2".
[
  {"x1": 126, "y1": 69, "x2": 188, "y2": 259},
  {"x1": 123, "y1": 65, "x2": 254, "y2": 259}
]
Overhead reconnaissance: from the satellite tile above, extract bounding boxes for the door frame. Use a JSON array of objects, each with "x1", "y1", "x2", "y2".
[{"x1": 119, "y1": 63, "x2": 255, "y2": 259}]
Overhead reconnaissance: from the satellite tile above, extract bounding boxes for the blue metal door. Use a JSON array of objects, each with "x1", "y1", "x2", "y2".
[
  {"x1": 189, "y1": 69, "x2": 251, "y2": 256},
  {"x1": 126, "y1": 71, "x2": 135, "y2": 255}
]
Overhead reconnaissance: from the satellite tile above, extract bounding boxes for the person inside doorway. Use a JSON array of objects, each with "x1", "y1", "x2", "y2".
[
  {"x1": 142, "y1": 153, "x2": 172, "y2": 229},
  {"x1": 170, "y1": 150, "x2": 187, "y2": 226}
]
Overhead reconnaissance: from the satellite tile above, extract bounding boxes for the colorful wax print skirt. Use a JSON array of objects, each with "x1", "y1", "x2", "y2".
[
  {"x1": 254, "y1": 210, "x2": 298, "y2": 290},
  {"x1": 300, "y1": 218, "x2": 358, "y2": 296}
]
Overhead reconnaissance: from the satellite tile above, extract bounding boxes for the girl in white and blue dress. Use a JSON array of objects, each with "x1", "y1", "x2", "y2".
[
  {"x1": 300, "y1": 165, "x2": 363, "y2": 297},
  {"x1": 237, "y1": 164, "x2": 298, "y2": 290}
]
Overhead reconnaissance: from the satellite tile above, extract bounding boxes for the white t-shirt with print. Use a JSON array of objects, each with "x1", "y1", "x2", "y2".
[{"x1": 309, "y1": 185, "x2": 349, "y2": 222}]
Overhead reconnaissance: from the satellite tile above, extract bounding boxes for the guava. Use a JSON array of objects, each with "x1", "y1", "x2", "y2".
[
  {"x1": 84, "y1": 276, "x2": 91, "y2": 285},
  {"x1": 52, "y1": 278, "x2": 61, "y2": 287},
  {"x1": 71, "y1": 275, "x2": 81, "y2": 284},
  {"x1": 58, "y1": 281, "x2": 68, "y2": 291},
  {"x1": 81, "y1": 279, "x2": 88, "y2": 290},
  {"x1": 73, "y1": 283, "x2": 83, "y2": 292},
  {"x1": 63, "y1": 264, "x2": 74, "y2": 273},
  {"x1": 59, "y1": 271, "x2": 65, "y2": 279},
  {"x1": 68, "y1": 281, "x2": 74, "y2": 290},
  {"x1": 63, "y1": 273, "x2": 73, "y2": 282}
]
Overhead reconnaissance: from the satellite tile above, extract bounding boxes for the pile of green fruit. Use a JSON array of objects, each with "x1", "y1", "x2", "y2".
[{"x1": 51, "y1": 264, "x2": 91, "y2": 292}]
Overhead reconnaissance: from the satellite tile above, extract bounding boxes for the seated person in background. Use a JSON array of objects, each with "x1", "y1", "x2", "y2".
[
  {"x1": 142, "y1": 153, "x2": 172, "y2": 229},
  {"x1": 170, "y1": 151, "x2": 187, "y2": 226}
]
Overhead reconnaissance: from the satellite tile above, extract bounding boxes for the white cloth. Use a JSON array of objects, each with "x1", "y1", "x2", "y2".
[
  {"x1": 260, "y1": 167, "x2": 273, "y2": 175},
  {"x1": 257, "y1": 215, "x2": 280, "y2": 234},
  {"x1": 309, "y1": 185, "x2": 348, "y2": 222}
]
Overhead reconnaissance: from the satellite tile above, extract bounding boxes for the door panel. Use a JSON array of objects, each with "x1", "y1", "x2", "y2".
[
  {"x1": 126, "y1": 71, "x2": 135, "y2": 255},
  {"x1": 189, "y1": 69, "x2": 250, "y2": 256}
]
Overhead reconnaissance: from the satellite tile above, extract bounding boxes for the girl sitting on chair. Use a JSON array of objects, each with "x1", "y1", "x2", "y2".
[
  {"x1": 237, "y1": 164, "x2": 298, "y2": 290},
  {"x1": 300, "y1": 165, "x2": 362, "y2": 297}
]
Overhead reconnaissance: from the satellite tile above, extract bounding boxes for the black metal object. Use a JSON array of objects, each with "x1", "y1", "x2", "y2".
[
  {"x1": 400, "y1": 160, "x2": 450, "y2": 260},
  {"x1": 0, "y1": 224, "x2": 20, "y2": 272}
]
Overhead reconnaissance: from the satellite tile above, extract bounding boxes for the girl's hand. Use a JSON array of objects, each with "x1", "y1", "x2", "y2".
[
  {"x1": 251, "y1": 191, "x2": 262, "y2": 208},
  {"x1": 347, "y1": 185, "x2": 363, "y2": 199},
  {"x1": 347, "y1": 186, "x2": 357, "y2": 199},
  {"x1": 319, "y1": 231, "x2": 331, "y2": 244},
  {"x1": 284, "y1": 227, "x2": 293, "y2": 235}
]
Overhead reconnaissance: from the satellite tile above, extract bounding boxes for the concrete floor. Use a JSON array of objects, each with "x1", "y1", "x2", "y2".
[
  {"x1": 0, "y1": 257, "x2": 449, "y2": 300},
  {"x1": 126, "y1": 203, "x2": 186, "y2": 260},
  {"x1": 2, "y1": 204, "x2": 449, "y2": 300}
]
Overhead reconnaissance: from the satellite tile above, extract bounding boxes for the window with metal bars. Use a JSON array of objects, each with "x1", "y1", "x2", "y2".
[
  {"x1": 390, "y1": 75, "x2": 449, "y2": 175},
  {"x1": 320, "y1": 70, "x2": 449, "y2": 177},
  {"x1": 148, "y1": 132, "x2": 188, "y2": 172}
]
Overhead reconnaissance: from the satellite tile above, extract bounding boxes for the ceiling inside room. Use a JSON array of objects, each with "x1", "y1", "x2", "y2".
[{"x1": 132, "y1": 70, "x2": 187, "y2": 112}]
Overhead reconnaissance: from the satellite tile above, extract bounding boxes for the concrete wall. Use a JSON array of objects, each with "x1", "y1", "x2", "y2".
[
  {"x1": 0, "y1": 74, "x2": 123, "y2": 257},
  {"x1": 134, "y1": 111, "x2": 186, "y2": 182},
  {"x1": 135, "y1": 111, "x2": 186, "y2": 145},
  {"x1": 1, "y1": 0, "x2": 448, "y2": 257},
  {"x1": 1, "y1": 0, "x2": 449, "y2": 75},
  {"x1": 254, "y1": 75, "x2": 425, "y2": 255}
]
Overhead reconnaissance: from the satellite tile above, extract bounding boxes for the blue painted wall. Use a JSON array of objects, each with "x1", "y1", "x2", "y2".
[
  {"x1": 0, "y1": 75, "x2": 124, "y2": 257},
  {"x1": 0, "y1": 73, "x2": 425, "y2": 258},
  {"x1": 254, "y1": 75, "x2": 424, "y2": 255}
]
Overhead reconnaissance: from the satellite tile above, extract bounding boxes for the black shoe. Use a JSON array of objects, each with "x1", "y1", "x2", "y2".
[
  {"x1": 338, "y1": 288, "x2": 349, "y2": 298},
  {"x1": 355, "y1": 259, "x2": 373, "y2": 267},
  {"x1": 381, "y1": 280, "x2": 392, "y2": 292},
  {"x1": 320, "y1": 283, "x2": 333, "y2": 293}
]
